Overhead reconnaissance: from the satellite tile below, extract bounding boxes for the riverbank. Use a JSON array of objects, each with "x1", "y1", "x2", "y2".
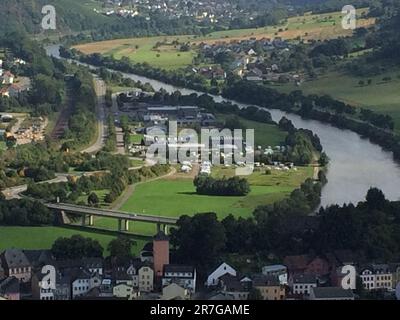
[{"x1": 45, "y1": 44, "x2": 400, "y2": 207}]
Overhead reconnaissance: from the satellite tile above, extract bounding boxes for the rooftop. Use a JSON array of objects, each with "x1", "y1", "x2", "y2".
[{"x1": 311, "y1": 287, "x2": 354, "y2": 299}]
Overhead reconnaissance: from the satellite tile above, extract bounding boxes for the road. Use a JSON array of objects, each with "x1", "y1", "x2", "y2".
[
  {"x1": 112, "y1": 93, "x2": 126, "y2": 154},
  {"x1": 81, "y1": 77, "x2": 107, "y2": 154}
]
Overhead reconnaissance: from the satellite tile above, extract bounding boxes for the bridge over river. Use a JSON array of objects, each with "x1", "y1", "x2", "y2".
[{"x1": 46, "y1": 203, "x2": 178, "y2": 235}]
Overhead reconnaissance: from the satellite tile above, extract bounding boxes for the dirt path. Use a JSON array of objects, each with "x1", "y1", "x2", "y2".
[{"x1": 111, "y1": 166, "x2": 177, "y2": 210}]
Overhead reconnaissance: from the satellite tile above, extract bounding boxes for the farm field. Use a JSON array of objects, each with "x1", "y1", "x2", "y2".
[
  {"x1": 73, "y1": 9, "x2": 375, "y2": 70},
  {"x1": 91, "y1": 165, "x2": 314, "y2": 236},
  {"x1": 0, "y1": 226, "x2": 145, "y2": 256},
  {"x1": 267, "y1": 70, "x2": 400, "y2": 133}
]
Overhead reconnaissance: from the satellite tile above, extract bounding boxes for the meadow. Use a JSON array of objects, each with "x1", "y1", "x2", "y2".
[
  {"x1": 73, "y1": 9, "x2": 375, "y2": 70},
  {"x1": 0, "y1": 226, "x2": 145, "y2": 256},
  {"x1": 267, "y1": 69, "x2": 400, "y2": 133},
  {"x1": 87, "y1": 165, "x2": 314, "y2": 236}
]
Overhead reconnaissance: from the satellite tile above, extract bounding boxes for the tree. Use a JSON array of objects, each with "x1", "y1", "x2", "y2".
[
  {"x1": 170, "y1": 213, "x2": 226, "y2": 274},
  {"x1": 51, "y1": 235, "x2": 104, "y2": 260},
  {"x1": 108, "y1": 236, "x2": 135, "y2": 259},
  {"x1": 248, "y1": 288, "x2": 263, "y2": 300},
  {"x1": 88, "y1": 192, "x2": 100, "y2": 206},
  {"x1": 365, "y1": 188, "x2": 386, "y2": 210}
]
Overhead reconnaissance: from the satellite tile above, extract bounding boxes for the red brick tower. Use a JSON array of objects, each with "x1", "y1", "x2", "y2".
[{"x1": 153, "y1": 231, "x2": 170, "y2": 278}]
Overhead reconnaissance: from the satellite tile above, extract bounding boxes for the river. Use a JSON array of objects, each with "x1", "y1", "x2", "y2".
[{"x1": 46, "y1": 45, "x2": 400, "y2": 208}]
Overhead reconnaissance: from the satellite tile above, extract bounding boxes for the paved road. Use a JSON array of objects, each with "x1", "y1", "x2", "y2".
[
  {"x1": 112, "y1": 93, "x2": 125, "y2": 154},
  {"x1": 81, "y1": 77, "x2": 107, "y2": 154}
]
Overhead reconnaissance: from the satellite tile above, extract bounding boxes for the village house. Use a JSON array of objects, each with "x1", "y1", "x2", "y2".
[
  {"x1": 206, "y1": 262, "x2": 237, "y2": 287},
  {"x1": 284, "y1": 254, "x2": 330, "y2": 278},
  {"x1": 290, "y1": 274, "x2": 317, "y2": 296},
  {"x1": 0, "y1": 277, "x2": 20, "y2": 300},
  {"x1": 1, "y1": 71, "x2": 14, "y2": 85},
  {"x1": 262, "y1": 265, "x2": 288, "y2": 285},
  {"x1": 162, "y1": 283, "x2": 190, "y2": 300},
  {"x1": 360, "y1": 264, "x2": 393, "y2": 291},
  {"x1": 252, "y1": 275, "x2": 286, "y2": 300},
  {"x1": 138, "y1": 265, "x2": 154, "y2": 292},
  {"x1": 218, "y1": 274, "x2": 252, "y2": 300},
  {"x1": 162, "y1": 265, "x2": 196, "y2": 293},
  {"x1": 0, "y1": 249, "x2": 32, "y2": 283}
]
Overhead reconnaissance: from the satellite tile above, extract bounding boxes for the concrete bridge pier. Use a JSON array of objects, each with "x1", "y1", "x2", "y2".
[
  {"x1": 89, "y1": 215, "x2": 94, "y2": 226},
  {"x1": 157, "y1": 223, "x2": 168, "y2": 234},
  {"x1": 124, "y1": 220, "x2": 129, "y2": 231}
]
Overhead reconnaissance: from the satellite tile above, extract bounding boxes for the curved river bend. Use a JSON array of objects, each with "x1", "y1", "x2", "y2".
[{"x1": 46, "y1": 45, "x2": 400, "y2": 207}]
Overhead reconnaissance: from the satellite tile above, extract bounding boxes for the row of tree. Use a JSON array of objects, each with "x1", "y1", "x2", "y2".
[{"x1": 193, "y1": 175, "x2": 250, "y2": 196}]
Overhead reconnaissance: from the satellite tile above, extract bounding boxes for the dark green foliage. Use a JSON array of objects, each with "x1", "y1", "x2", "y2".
[
  {"x1": 51, "y1": 234, "x2": 104, "y2": 260},
  {"x1": 0, "y1": 198, "x2": 53, "y2": 226},
  {"x1": 194, "y1": 175, "x2": 250, "y2": 196}
]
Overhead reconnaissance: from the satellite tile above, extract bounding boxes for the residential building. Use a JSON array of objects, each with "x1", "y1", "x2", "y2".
[
  {"x1": 262, "y1": 265, "x2": 288, "y2": 285},
  {"x1": 219, "y1": 274, "x2": 251, "y2": 300},
  {"x1": 360, "y1": 264, "x2": 392, "y2": 290},
  {"x1": 284, "y1": 254, "x2": 330, "y2": 277},
  {"x1": 390, "y1": 263, "x2": 400, "y2": 289},
  {"x1": 71, "y1": 269, "x2": 98, "y2": 299},
  {"x1": 162, "y1": 283, "x2": 190, "y2": 300},
  {"x1": 252, "y1": 275, "x2": 286, "y2": 300},
  {"x1": 0, "y1": 249, "x2": 32, "y2": 282},
  {"x1": 162, "y1": 265, "x2": 196, "y2": 293},
  {"x1": 113, "y1": 283, "x2": 139, "y2": 300},
  {"x1": 1, "y1": 71, "x2": 14, "y2": 85},
  {"x1": 138, "y1": 265, "x2": 154, "y2": 292},
  {"x1": 206, "y1": 262, "x2": 237, "y2": 287},
  {"x1": 290, "y1": 274, "x2": 317, "y2": 296},
  {"x1": 0, "y1": 277, "x2": 20, "y2": 300},
  {"x1": 310, "y1": 287, "x2": 355, "y2": 300}
]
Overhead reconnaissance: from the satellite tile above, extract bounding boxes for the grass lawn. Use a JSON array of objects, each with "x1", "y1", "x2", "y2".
[
  {"x1": 216, "y1": 114, "x2": 288, "y2": 147},
  {"x1": 267, "y1": 70, "x2": 400, "y2": 133},
  {"x1": 106, "y1": 166, "x2": 313, "y2": 235},
  {"x1": 130, "y1": 133, "x2": 144, "y2": 144},
  {"x1": 77, "y1": 189, "x2": 110, "y2": 207},
  {"x1": 0, "y1": 226, "x2": 145, "y2": 256},
  {"x1": 130, "y1": 158, "x2": 145, "y2": 167}
]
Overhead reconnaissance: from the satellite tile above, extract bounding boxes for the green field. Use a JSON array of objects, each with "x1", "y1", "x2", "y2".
[
  {"x1": 267, "y1": 70, "x2": 400, "y2": 133},
  {"x1": 74, "y1": 9, "x2": 374, "y2": 70},
  {"x1": 216, "y1": 114, "x2": 288, "y2": 147},
  {"x1": 0, "y1": 226, "x2": 145, "y2": 256},
  {"x1": 95, "y1": 165, "x2": 313, "y2": 235}
]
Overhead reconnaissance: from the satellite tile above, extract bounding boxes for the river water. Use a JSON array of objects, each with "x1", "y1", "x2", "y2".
[{"x1": 46, "y1": 45, "x2": 400, "y2": 208}]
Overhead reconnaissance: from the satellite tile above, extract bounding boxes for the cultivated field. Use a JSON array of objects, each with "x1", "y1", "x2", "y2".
[{"x1": 73, "y1": 9, "x2": 375, "y2": 70}]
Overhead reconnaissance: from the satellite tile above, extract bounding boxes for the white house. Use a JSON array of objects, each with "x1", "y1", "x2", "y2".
[
  {"x1": 262, "y1": 265, "x2": 288, "y2": 285},
  {"x1": 1, "y1": 71, "x2": 14, "y2": 85},
  {"x1": 206, "y1": 262, "x2": 237, "y2": 287},
  {"x1": 360, "y1": 264, "x2": 392, "y2": 290},
  {"x1": 71, "y1": 270, "x2": 101, "y2": 299},
  {"x1": 290, "y1": 274, "x2": 317, "y2": 296},
  {"x1": 162, "y1": 265, "x2": 196, "y2": 293}
]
